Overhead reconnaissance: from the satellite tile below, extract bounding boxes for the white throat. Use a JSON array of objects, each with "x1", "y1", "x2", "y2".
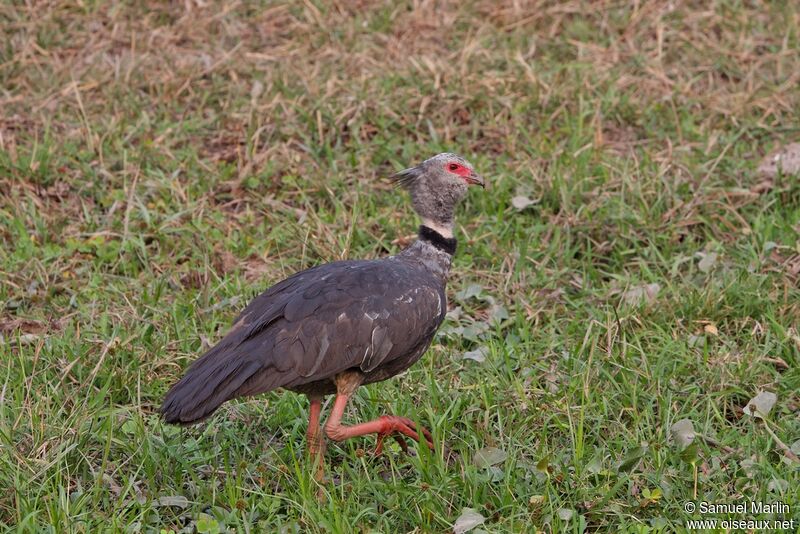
[{"x1": 421, "y1": 218, "x2": 453, "y2": 239}]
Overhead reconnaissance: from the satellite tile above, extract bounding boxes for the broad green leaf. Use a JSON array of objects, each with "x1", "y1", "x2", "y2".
[
  {"x1": 679, "y1": 442, "x2": 700, "y2": 466},
  {"x1": 617, "y1": 446, "x2": 647, "y2": 473}
]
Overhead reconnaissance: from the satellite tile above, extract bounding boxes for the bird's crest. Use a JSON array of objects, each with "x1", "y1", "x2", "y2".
[{"x1": 390, "y1": 166, "x2": 422, "y2": 189}]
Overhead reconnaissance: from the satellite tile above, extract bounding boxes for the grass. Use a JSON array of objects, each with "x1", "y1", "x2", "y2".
[{"x1": 1, "y1": 0, "x2": 799, "y2": 532}]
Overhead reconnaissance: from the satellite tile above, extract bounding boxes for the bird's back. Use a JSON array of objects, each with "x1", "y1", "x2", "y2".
[{"x1": 161, "y1": 255, "x2": 447, "y2": 424}]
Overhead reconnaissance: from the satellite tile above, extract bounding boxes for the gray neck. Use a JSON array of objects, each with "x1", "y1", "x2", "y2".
[
  {"x1": 410, "y1": 184, "x2": 460, "y2": 229},
  {"x1": 394, "y1": 239, "x2": 453, "y2": 282}
]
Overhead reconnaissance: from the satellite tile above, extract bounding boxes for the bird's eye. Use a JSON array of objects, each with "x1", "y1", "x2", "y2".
[{"x1": 448, "y1": 163, "x2": 459, "y2": 171}]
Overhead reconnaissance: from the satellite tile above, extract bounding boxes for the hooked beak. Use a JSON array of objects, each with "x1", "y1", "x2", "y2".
[{"x1": 465, "y1": 171, "x2": 485, "y2": 188}]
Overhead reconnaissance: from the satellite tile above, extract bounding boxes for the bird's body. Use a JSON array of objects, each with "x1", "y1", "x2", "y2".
[
  {"x1": 161, "y1": 153, "x2": 483, "y2": 474},
  {"x1": 161, "y1": 236, "x2": 453, "y2": 423}
]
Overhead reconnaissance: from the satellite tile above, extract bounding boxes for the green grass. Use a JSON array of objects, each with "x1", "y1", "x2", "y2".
[{"x1": 2, "y1": 1, "x2": 799, "y2": 532}]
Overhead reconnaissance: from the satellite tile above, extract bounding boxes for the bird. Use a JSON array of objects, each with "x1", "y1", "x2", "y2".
[{"x1": 160, "y1": 153, "x2": 484, "y2": 477}]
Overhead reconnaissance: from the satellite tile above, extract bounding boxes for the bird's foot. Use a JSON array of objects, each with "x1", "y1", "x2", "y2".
[{"x1": 373, "y1": 415, "x2": 435, "y2": 456}]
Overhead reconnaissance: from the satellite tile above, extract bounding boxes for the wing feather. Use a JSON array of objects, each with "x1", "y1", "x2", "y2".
[{"x1": 161, "y1": 258, "x2": 445, "y2": 424}]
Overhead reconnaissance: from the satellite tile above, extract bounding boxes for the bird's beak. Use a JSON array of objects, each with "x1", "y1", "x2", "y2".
[{"x1": 465, "y1": 172, "x2": 485, "y2": 188}]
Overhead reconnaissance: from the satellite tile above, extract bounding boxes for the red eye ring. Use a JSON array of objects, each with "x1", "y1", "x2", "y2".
[{"x1": 445, "y1": 161, "x2": 472, "y2": 178}]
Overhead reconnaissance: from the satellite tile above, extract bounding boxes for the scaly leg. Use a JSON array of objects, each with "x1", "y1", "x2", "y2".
[
  {"x1": 305, "y1": 395, "x2": 325, "y2": 481},
  {"x1": 323, "y1": 387, "x2": 434, "y2": 455}
]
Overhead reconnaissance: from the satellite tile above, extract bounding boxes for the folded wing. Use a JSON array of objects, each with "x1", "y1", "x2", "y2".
[{"x1": 160, "y1": 259, "x2": 444, "y2": 424}]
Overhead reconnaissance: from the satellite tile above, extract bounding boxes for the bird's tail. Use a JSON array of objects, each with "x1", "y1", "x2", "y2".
[{"x1": 160, "y1": 339, "x2": 273, "y2": 424}]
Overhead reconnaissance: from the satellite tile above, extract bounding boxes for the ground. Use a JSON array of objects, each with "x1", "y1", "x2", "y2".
[{"x1": 1, "y1": 1, "x2": 799, "y2": 532}]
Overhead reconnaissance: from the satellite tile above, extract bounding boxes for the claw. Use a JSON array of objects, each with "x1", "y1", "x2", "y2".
[
  {"x1": 393, "y1": 435, "x2": 409, "y2": 453},
  {"x1": 374, "y1": 433, "x2": 386, "y2": 456},
  {"x1": 324, "y1": 392, "x2": 444, "y2": 460},
  {"x1": 371, "y1": 415, "x2": 435, "y2": 456}
]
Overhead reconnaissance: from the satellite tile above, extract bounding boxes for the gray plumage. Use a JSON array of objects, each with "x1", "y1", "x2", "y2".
[{"x1": 161, "y1": 153, "x2": 483, "y2": 425}]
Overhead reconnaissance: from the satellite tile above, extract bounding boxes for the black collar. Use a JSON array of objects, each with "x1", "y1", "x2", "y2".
[{"x1": 418, "y1": 225, "x2": 457, "y2": 255}]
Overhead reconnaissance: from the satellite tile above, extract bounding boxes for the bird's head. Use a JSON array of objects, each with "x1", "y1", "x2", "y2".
[{"x1": 391, "y1": 153, "x2": 484, "y2": 238}]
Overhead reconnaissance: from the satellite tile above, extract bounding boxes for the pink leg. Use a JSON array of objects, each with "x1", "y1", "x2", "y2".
[
  {"x1": 323, "y1": 392, "x2": 434, "y2": 455},
  {"x1": 305, "y1": 396, "x2": 325, "y2": 481}
]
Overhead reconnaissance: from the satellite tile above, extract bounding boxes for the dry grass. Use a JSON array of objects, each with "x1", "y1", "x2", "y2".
[{"x1": 1, "y1": 1, "x2": 799, "y2": 532}]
